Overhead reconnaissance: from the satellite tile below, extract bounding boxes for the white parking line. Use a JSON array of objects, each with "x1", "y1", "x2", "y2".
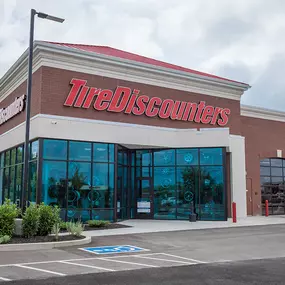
[
  {"x1": 161, "y1": 253, "x2": 206, "y2": 264},
  {"x1": 14, "y1": 265, "x2": 66, "y2": 277},
  {"x1": 59, "y1": 261, "x2": 115, "y2": 272},
  {"x1": 96, "y1": 257, "x2": 158, "y2": 268},
  {"x1": 135, "y1": 255, "x2": 196, "y2": 265},
  {"x1": 0, "y1": 277, "x2": 11, "y2": 281}
]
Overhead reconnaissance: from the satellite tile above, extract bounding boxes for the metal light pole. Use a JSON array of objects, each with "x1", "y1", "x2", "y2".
[{"x1": 22, "y1": 9, "x2": 65, "y2": 210}]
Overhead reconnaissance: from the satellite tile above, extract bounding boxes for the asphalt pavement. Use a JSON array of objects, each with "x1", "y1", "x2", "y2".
[
  {"x1": 1, "y1": 224, "x2": 285, "y2": 283},
  {"x1": 4, "y1": 257, "x2": 285, "y2": 285}
]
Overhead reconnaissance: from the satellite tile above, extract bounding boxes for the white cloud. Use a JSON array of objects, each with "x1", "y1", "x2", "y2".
[{"x1": 1, "y1": 0, "x2": 285, "y2": 110}]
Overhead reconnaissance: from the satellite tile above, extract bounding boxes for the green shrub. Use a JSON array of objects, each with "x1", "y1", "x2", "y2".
[
  {"x1": 60, "y1": 221, "x2": 68, "y2": 230},
  {"x1": 67, "y1": 221, "x2": 84, "y2": 237},
  {"x1": 0, "y1": 235, "x2": 11, "y2": 244},
  {"x1": 37, "y1": 204, "x2": 55, "y2": 236},
  {"x1": 0, "y1": 199, "x2": 19, "y2": 237},
  {"x1": 87, "y1": 220, "x2": 110, "y2": 228},
  {"x1": 22, "y1": 204, "x2": 40, "y2": 238},
  {"x1": 52, "y1": 223, "x2": 61, "y2": 241}
]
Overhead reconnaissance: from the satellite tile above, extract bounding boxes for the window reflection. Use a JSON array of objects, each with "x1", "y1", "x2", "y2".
[
  {"x1": 69, "y1": 141, "x2": 91, "y2": 161},
  {"x1": 43, "y1": 140, "x2": 67, "y2": 160}
]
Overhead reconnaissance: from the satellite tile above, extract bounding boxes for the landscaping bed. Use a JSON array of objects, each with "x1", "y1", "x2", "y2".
[
  {"x1": 60, "y1": 223, "x2": 131, "y2": 233},
  {"x1": 5, "y1": 234, "x2": 85, "y2": 244}
]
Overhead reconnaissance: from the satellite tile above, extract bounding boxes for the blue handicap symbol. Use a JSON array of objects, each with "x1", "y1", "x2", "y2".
[{"x1": 81, "y1": 245, "x2": 146, "y2": 255}]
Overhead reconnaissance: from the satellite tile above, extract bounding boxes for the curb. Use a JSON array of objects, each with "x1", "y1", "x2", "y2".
[{"x1": 0, "y1": 236, "x2": 91, "y2": 252}]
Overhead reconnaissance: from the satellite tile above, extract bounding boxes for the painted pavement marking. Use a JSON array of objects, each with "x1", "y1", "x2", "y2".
[
  {"x1": 0, "y1": 277, "x2": 11, "y2": 281},
  {"x1": 79, "y1": 245, "x2": 148, "y2": 255},
  {"x1": 135, "y1": 255, "x2": 196, "y2": 265},
  {"x1": 59, "y1": 261, "x2": 115, "y2": 272},
  {"x1": 14, "y1": 264, "x2": 66, "y2": 277},
  {"x1": 96, "y1": 257, "x2": 159, "y2": 268}
]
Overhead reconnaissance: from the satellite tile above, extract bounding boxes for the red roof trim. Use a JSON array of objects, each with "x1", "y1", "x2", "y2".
[{"x1": 45, "y1": 41, "x2": 248, "y2": 86}]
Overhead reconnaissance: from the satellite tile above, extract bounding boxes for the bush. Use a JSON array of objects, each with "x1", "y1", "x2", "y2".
[
  {"x1": 22, "y1": 204, "x2": 40, "y2": 238},
  {"x1": 60, "y1": 221, "x2": 68, "y2": 230},
  {"x1": 37, "y1": 204, "x2": 56, "y2": 236},
  {"x1": 0, "y1": 235, "x2": 11, "y2": 244},
  {"x1": 0, "y1": 199, "x2": 19, "y2": 237},
  {"x1": 87, "y1": 220, "x2": 110, "y2": 228},
  {"x1": 52, "y1": 223, "x2": 61, "y2": 241},
  {"x1": 67, "y1": 221, "x2": 84, "y2": 237}
]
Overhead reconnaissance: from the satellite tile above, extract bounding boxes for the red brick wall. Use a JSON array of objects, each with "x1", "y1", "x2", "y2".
[
  {"x1": 40, "y1": 67, "x2": 242, "y2": 133},
  {"x1": 0, "y1": 69, "x2": 42, "y2": 136},
  {"x1": 241, "y1": 116, "x2": 285, "y2": 215}
]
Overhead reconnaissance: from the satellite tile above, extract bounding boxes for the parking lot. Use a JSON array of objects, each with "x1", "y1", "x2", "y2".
[
  {"x1": 1, "y1": 224, "x2": 285, "y2": 283},
  {"x1": 0, "y1": 251, "x2": 206, "y2": 282}
]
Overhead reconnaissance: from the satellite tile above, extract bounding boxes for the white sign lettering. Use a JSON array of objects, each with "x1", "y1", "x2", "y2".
[{"x1": 0, "y1": 95, "x2": 26, "y2": 126}]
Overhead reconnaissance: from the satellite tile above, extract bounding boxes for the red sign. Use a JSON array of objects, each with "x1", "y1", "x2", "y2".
[
  {"x1": 64, "y1": 78, "x2": 230, "y2": 126},
  {"x1": 0, "y1": 95, "x2": 26, "y2": 126}
]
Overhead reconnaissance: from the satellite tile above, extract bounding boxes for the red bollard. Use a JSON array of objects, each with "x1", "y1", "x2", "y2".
[
  {"x1": 232, "y1": 202, "x2": 237, "y2": 223},
  {"x1": 265, "y1": 200, "x2": 269, "y2": 217}
]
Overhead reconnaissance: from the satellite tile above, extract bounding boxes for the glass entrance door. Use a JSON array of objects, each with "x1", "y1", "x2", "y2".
[{"x1": 135, "y1": 178, "x2": 153, "y2": 219}]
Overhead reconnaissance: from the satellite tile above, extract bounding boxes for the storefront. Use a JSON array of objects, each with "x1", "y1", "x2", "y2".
[{"x1": 1, "y1": 41, "x2": 285, "y2": 222}]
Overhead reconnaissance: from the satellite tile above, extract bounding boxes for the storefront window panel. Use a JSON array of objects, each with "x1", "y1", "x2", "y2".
[
  {"x1": 31, "y1": 141, "x2": 39, "y2": 160},
  {"x1": 4, "y1": 151, "x2": 10, "y2": 167},
  {"x1": 109, "y1": 144, "x2": 115, "y2": 163},
  {"x1": 29, "y1": 161, "x2": 37, "y2": 203},
  {"x1": 17, "y1": 146, "x2": 23, "y2": 164},
  {"x1": 43, "y1": 139, "x2": 67, "y2": 160},
  {"x1": 136, "y1": 150, "x2": 152, "y2": 167},
  {"x1": 260, "y1": 159, "x2": 270, "y2": 167},
  {"x1": 9, "y1": 166, "x2": 15, "y2": 202},
  {"x1": 154, "y1": 150, "x2": 175, "y2": 166},
  {"x1": 3, "y1": 168, "x2": 9, "y2": 200},
  {"x1": 271, "y1": 177, "x2": 284, "y2": 184},
  {"x1": 260, "y1": 176, "x2": 270, "y2": 186},
  {"x1": 200, "y1": 148, "x2": 223, "y2": 165},
  {"x1": 42, "y1": 161, "x2": 67, "y2": 208},
  {"x1": 93, "y1": 143, "x2": 108, "y2": 162},
  {"x1": 11, "y1": 149, "x2": 16, "y2": 165},
  {"x1": 176, "y1": 149, "x2": 198, "y2": 166},
  {"x1": 0, "y1": 153, "x2": 3, "y2": 168},
  {"x1": 199, "y1": 166, "x2": 225, "y2": 220},
  {"x1": 92, "y1": 163, "x2": 114, "y2": 209},
  {"x1": 0, "y1": 168, "x2": 3, "y2": 205},
  {"x1": 15, "y1": 164, "x2": 22, "y2": 204},
  {"x1": 92, "y1": 209, "x2": 114, "y2": 221},
  {"x1": 69, "y1": 141, "x2": 91, "y2": 161},
  {"x1": 153, "y1": 167, "x2": 176, "y2": 219},
  {"x1": 136, "y1": 167, "x2": 152, "y2": 177},
  {"x1": 68, "y1": 162, "x2": 91, "y2": 221}
]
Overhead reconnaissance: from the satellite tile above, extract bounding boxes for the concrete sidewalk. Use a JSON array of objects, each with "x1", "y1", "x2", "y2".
[{"x1": 83, "y1": 216, "x2": 285, "y2": 237}]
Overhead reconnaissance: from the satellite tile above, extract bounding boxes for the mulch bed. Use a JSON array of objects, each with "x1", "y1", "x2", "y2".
[
  {"x1": 60, "y1": 223, "x2": 131, "y2": 233},
  {"x1": 5, "y1": 235, "x2": 85, "y2": 244}
]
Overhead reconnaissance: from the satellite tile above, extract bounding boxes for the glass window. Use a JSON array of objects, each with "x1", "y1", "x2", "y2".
[
  {"x1": 0, "y1": 153, "x2": 4, "y2": 168},
  {"x1": 0, "y1": 168, "x2": 3, "y2": 204},
  {"x1": 69, "y1": 141, "x2": 91, "y2": 161},
  {"x1": 17, "y1": 146, "x2": 23, "y2": 164},
  {"x1": 9, "y1": 166, "x2": 15, "y2": 201},
  {"x1": 136, "y1": 167, "x2": 152, "y2": 177},
  {"x1": 260, "y1": 159, "x2": 270, "y2": 167},
  {"x1": 68, "y1": 162, "x2": 91, "y2": 213},
  {"x1": 92, "y1": 209, "x2": 114, "y2": 221},
  {"x1": 15, "y1": 164, "x2": 22, "y2": 203},
  {"x1": 271, "y1": 167, "x2": 283, "y2": 177},
  {"x1": 176, "y1": 149, "x2": 198, "y2": 166},
  {"x1": 92, "y1": 163, "x2": 114, "y2": 208},
  {"x1": 42, "y1": 161, "x2": 67, "y2": 208},
  {"x1": 136, "y1": 151, "x2": 152, "y2": 167},
  {"x1": 31, "y1": 141, "x2": 39, "y2": 160},
  {"x1": 260, "y1": 167, "x2": 271, "y2": 176},
  {"x1": 200, "y1": 148, "x2": 223, "y2": 165},
  {"x1": 260, "y1": 176, "x2": 270, "y2": 186},
  {"x1": 93, "y1": 143, "x2": 108, "y2": 162},
  {"x1": 29, "y1": 161, "x2": 37, "y2": 203},
  {"x1": 109, "y1": 144, "x2": 115, "y2": 163},
  {"x1": 11, "y1": 149, "x2": 16, "y2": 165},
  {"x1": 154, "y1": 150, "x2": 175, "y2": 166},
  {"x1": 3, "y1": 168, "x2": 9, "y2": 200},
  {"x1": 271, "y1": 159, "x2": 283, "y2": 167},
  {"x1": 271, "y1": 177, "x2": 284, "y2": 184},
  {"x1": 199, "y1": 166, "x2": 225, "y2": 220},
  {"x1": 43, "y1": 139, "x2": 67, "y2": 160},
  {"x1": 4, "y1": 151, "x2": 10, "y2": 167}
]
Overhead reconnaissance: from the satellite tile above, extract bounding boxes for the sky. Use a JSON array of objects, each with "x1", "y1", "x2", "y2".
[{"x1": 1, "y1": 0, "x2": 285, "y2": 111}]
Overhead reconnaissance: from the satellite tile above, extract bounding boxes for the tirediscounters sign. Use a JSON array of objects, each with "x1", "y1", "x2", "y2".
[
  {"x1": 64, "y1": 78, "x2": 230, "y2": 126},
  {"x1": 0, "y1": 95, "x2": 26, "y2": 126}
]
